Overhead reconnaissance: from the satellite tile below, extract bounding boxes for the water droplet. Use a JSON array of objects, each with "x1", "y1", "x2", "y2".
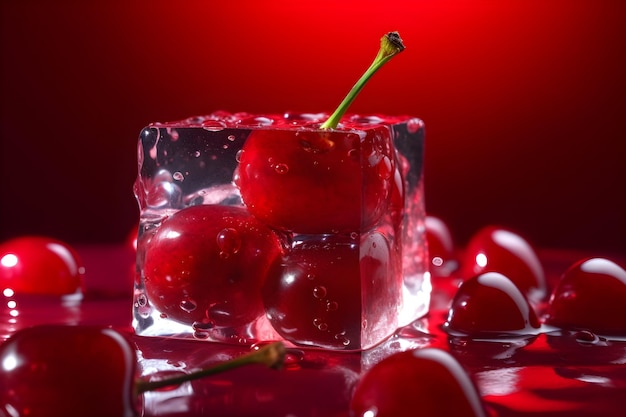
[
  {"x1": 313, "y1": 286, "x2": 327, "y2": 299},
  {"x1": 179, "y1": 299, "x2": 197, "y2": 312},
  {"x1": 347, "y1": 148, "x2": 359, "y2": 161},
  {"x1": 227, "y1": 134, "x2": 236, "y2": 141},
  {"x1": 159, "y1": 312, "x2": 168, "y2": 319},
  {"x1": 216, "y1": 228, "x2": 241, "y2": 259},
  {"x1": 235, "y1": 149, "x2": 244, "y2": 162},
  {"x1": 274, "y1": 163, "x2": 289, "y2": 174},
  {"x1": 173, "y1": 172, "x2": 184, "y2": 182},
  {"x1": 137, "y1": 293, "x2": 147, "y2": 307},
  {"x1": 326, "y1": 301, "x2": 338, "y2": 312},
  {"x1": 193, "y1": 150, "x2": 201, "y2": 157},
  {"x1": 313, "y1": 318, "x2": 328, "y2": 331}
]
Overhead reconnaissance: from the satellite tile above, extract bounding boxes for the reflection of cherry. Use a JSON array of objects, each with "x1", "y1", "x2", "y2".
[
  {"x1": 0, "y1": 325, "x2": 286, "y2": 417},
  {"x1": 236, "y1": 127, "x2": 395, "y2": 233},
  {"x1": 444, "y1": 272, "x2": 540, "y2": 336},
  {"x1": 143, "y1": 205, "x2": 282, "y2": 329},
  {"x1": 351, "y1": 348, "x2": 486, "y2": 417},
  {"x1": 545, "y1": 257, "x2": 626, "y2": 335},
  {"x1": 0, "y1": 236, "x2": 85, "y2": 297},
  {"x1": 458, "y1": 226, "x2": 546, "y2": 301},
  {"x1": 262, "y1": 232, "x2": 395, "y2": 350}
]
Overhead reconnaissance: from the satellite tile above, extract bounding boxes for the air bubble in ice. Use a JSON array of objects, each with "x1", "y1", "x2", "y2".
[
  {"x1": 172, "y1": 172, "x2": 184, "y2": 182},
  {"x1": 179, "y1": 299, "x2": 197, "y2": 312},
  {"x1": 227, "y1": 135, "x2": 236, "y2": 141},
  {"x1": 313, "y1": 286, "x2": 327, "y2": 299}
]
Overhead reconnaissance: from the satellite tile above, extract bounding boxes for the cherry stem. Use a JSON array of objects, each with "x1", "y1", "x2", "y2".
[
  {"x1": 320, "y1": 31, "x2": 405, "y2": 130},
  {"x1": 134, "y1": 341, "x2": 286, "y2": 394}
]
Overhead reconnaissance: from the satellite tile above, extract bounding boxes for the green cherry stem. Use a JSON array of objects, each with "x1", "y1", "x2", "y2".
[
  {"x1": 134, "y1": 341, "x2": 286, "y2": 394},
  {"x1": 320, "y1": 31, "x2": 406, "y2": 130}
]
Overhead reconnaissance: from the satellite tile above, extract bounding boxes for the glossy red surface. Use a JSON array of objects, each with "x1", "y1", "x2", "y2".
[{"x1": 2, "y1": 245, "x2": 625, "y2": 417}]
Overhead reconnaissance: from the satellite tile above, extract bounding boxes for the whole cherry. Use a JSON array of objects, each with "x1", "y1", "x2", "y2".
[
  {"x1": 235, "y1": 32, "x2": 405, "y2": 234},
  {"x1": 0, "y1": 325, "x2": 139, "y2": 417},
  {"x1": 143, "y1": 204, "x2": 283, "y2": 330},
  {"x1": 351, "y1": 348, "x2": 487, "y2": 417},
  {"x1": 0, "y1": 325, "x2": 285, "y2": 417},
  {"x1": 0, "y1": 236, "x2": 85, "y2": 297},
  {"x1": 458, "y1": 226, "x2": 546, "y2": 301},
  {"x1": 444, "y1": 271, "x2": 540, "y2": 337},
  {"x1": 544, "y1": 257, "x2": 626, "y2": 335},
  {"x1": 262, "y1": 232, "x2": 397, "y2": 350}
]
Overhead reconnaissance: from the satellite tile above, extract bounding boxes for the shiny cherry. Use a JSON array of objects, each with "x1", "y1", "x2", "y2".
[
  {"x1": 425, "y1": 215, "x2": 457, "y2": 276},
  {"x1": 351, "y1": 348, "x2": 486, "y2": 417},
  {"x1": 458, "y1": 226, "x2": 546, "y2": 301},
  {"x1": 0, "y1": 325, "x2": 138, "y2": 417},
  {"x1": 0, "y1": 236, "x2": 85, "y2": 297},
  {"x1": 545, "y1": 257, "x2": 626, "y2": 335},
  {"x1": 444, "y1": 272, "x2": 540, "y2": 336},
  {"x1": 262, "y1": 232, "x2": 397, "y2": 350},
  {"x1": 143, "y1": 204, "x2": 283, "y2": 329},
  {"x1": 235, "y1": 126, "x2": 395, "y2": 234}
]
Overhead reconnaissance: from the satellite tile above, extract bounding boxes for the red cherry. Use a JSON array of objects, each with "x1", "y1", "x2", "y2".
[
  {"x1": 545, "y1": 257, "x2": 626, "y2": 335},
  {"x1": 0, "y1": 236, "x2": 85, "y2": 297},
  {"x1": 235, "y1": 126, "x2": 395, "y2": 233},
  {"x1": 444, "y1": 272, "x2": 540, "y2": 336},
  {"x1": 143, "y1": 205, "x2": 283, "y2": 330},
  {"x1": 425, "y1": 216, "x2": 457, "y2": 276},
  {"x1": 458, "y1": 226, "x2": 546, "y2": 301},
  {"x1": 262, "y1": 232, "x2": 397, "y2": 350},
  {"x1": 0, "y1": 325, "x2": 139, "y2": 417},
  {"x1": 351, "y1": 348, "x2": 487, "y2": 417}
]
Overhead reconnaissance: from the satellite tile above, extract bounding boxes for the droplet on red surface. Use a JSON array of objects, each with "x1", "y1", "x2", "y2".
[
  {"x1": 425, "y1": 216, "x2": 457, "y2": 276},
  {"x1": 544, "y1": 257, "x2": 626, "y2": 335},
  {"x1": 444, "y1": 272, "x2": 541, "y2": 337},
  {"x1": 0, "y1": 236, "x2": 85, "y2": 298},
  {"x1": 458, "y1": 226, "x2": 546, "y2": 302},
  {"x1": 351, "y1": 348, "x2": 487, "y2": 417}
]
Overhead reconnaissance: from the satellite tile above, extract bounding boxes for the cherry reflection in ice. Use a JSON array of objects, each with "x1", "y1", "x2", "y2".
[
  {"x1": 459, "y1": 226, "x2": 546, "y2": 302},
  {"x1": 351, "y1": 348, "x2": 486, "y2": 417},
  {"x1": 545, "y1": 257, "x2": 626, "y2": 335}
]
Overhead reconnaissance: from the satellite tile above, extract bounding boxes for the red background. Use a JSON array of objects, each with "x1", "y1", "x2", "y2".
[{"x1": 1, "y1": 0, "x2": 625, "y2": 254}]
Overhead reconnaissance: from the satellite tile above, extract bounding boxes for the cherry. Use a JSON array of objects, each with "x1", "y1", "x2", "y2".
[
  {"x1": 0, "y1": 324, "x2": 286, "y2": 417},
  {"x1": 544, "y1": 257, "x2": 626, "y2": 335},
  {"x1": 262, "y1": 232, "x2": 397, "y2": 350},
  {"x1": 235, "y1": 126, "x2": 395, "y2": 233},
  {"x1": 458, "y1": 226, "x2": 546, "y2": 301},
  {"x1": 425, "y1": 215, "x2": 457, "y2": 276},
  {"x1": 0, "y1": 325, "x2": 139, "y2": 417},
  {"x1": 444, "y1": 272, "x2": 540, "y2": 336},
  {"x1": 0, "y1": 236, "x2": 85, "y2": 297},
  {"x1": 351, "y1": 348, "x2": 487, "y2": 417},
  {"x1": 235, "y1": 32, "x2": 405, "y2": 234},
  {"x1": 143, "y1": 204, "x2": 283, "y2": 330}
]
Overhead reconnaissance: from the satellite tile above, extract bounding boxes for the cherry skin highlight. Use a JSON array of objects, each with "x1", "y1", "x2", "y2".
[
  {"x1": 445, "y1": 271, "x2": 541, "y2": 336},
  {"x1": 143, "y1": 204, "x2": 283, "y2": 329},
  {"x1": 351, "y1": 348, "x2": 487, "y2": 417},
  {"x1": 545, "y1": 257, "x2": 626, "y2": 335},
  {"x1": 458, "y1": 226, "x2": 546, "y2": 301},
  {"x1": 235, "y1": 127, "x2": 395, "y2": 234},
  {"x1": 0, "y1": 236, "x2": 85, "y2": 297},
  {"x1": 0, "y1": 325, "x2": 138, "y2": 417}
]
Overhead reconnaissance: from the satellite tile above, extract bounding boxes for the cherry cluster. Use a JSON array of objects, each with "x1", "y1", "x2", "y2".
[{"x1": 140, "y1": 122, "x2": 406, "y2": 350}]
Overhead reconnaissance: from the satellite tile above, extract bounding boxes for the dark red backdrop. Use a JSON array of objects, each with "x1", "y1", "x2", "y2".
[{"x1": 2, "y1": 0, "x2": 625, "y2": 254}]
